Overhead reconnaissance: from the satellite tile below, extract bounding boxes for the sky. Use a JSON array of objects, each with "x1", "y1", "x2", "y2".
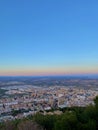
[{"x1": 0, "y1": 0, "x2": 98, "y2": 76}]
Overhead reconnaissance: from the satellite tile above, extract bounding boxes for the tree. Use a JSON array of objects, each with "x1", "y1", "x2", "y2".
[
  {"x1": 17, "y1": 120, "x2": 43, "y2": 130},
  {"x1": 94, "y1": 96, "x2": 98, "y2": 129},
  {"x1": 34, "y1": 113, "x2": 56, "y2": 130},
  {"x1": 54, "y1": 112, "x2": 78, "y2": 130},
  {"x1": 3, "y1": 121, "x2": 16, "y2": 130}
]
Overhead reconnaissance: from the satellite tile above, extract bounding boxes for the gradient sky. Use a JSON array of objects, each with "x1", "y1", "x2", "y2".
[{"x1": 0, "y1": 0, "x2": 98, "y2": 76}]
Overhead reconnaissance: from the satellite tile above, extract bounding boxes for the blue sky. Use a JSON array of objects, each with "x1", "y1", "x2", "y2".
[{"x1": 0, "y1": 0, "x2": 98, "y2": 76}]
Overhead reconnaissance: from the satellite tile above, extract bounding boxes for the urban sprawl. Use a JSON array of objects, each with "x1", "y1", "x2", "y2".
[{"x1": 0, "y1": 77, "x2": 98, "y2": 122}]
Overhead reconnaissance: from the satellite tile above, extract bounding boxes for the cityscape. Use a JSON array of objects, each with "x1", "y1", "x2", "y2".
[
  {"x1": 0, "y1": 76, "x2": 98, "y2": 122},
  {"x1": 0, "y1": 0, "x2": 98, "y2": 129}
]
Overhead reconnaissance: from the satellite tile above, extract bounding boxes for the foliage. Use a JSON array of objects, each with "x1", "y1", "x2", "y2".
[{"x1": 0, "y1": 96, "x2": 98, "y2": 130}]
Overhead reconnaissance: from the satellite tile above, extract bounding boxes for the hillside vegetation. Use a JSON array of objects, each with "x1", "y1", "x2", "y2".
[{"x1": 0, "y1": 96, "x2": 98, "y2": 130}]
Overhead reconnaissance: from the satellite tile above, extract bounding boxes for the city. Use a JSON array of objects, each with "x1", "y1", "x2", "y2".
[{"x1": 0, "y1": 77, "x2": 98, "y2": 122}]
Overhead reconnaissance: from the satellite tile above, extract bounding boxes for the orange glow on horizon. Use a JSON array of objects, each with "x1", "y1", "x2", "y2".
[{"x1": 0, "y1": 65, "x2": 98, "y2": 76}]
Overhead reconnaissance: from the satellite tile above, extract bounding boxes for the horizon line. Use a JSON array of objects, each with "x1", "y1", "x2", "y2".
[{"x1": 0, "y1": 74, "x2": 98, "y2": 77}]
